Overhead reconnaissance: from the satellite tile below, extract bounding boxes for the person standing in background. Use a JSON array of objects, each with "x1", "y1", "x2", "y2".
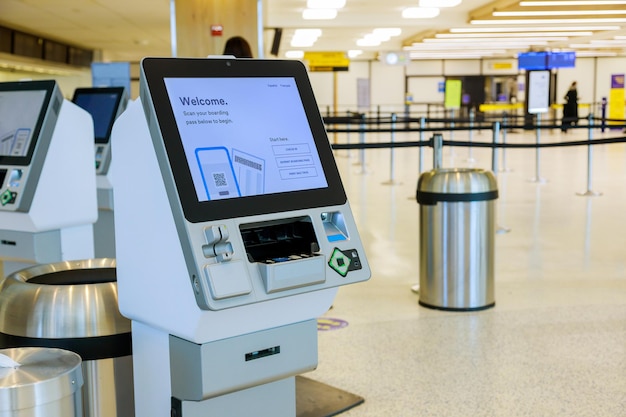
[
  {"x1": 223, "y1": 36, "x2": 253, "y2": 58},
  {"x1": 561, "y1": 81, "x2": 579, "y2": 132}
]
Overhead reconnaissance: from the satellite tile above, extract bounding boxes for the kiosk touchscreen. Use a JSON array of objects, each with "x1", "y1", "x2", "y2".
[
  {"x1": 0, "y1": 80, "x2": 63, "y2": 212},
  {"x1": 112, "y1": 57, "x2": 370, "y2": 417},
  {"x1": 72, "y1": 86, "x2": 127, "y2": 175}
]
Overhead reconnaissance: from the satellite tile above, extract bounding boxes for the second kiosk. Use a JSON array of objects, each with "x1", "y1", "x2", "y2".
[{"x1": 112, "y1": 57, "x2": 370, "y2": 417}]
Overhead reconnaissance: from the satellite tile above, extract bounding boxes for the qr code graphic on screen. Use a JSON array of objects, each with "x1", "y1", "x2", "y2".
[{"x1": 213, "y1": 172, "x2": 228, "y2": 187}]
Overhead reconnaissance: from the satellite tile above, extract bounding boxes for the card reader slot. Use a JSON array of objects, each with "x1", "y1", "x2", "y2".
[
  {"x1": 245, "y1": 346, "x2": 280, "y2": 362},
  {"x1": 240, "y1": 218, "x2": 320, "y2": 263}
]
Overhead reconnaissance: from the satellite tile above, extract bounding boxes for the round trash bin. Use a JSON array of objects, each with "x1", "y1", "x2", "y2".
[
  {"x1": 416, "y1": 168, "x2": 498, "y2": 311},
  {"x1": 0, "y1": 258, "x2": 133, "y2": 417},
  {"x1": 0, "y1": 347, "x2": 84, "y2": 417}
]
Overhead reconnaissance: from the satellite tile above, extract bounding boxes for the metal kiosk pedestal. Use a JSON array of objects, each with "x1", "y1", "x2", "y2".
[{"x1": 416, "y1": 136, "x2": 498, "y2": 311}]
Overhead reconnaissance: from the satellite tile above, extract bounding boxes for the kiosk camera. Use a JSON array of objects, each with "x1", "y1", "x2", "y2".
[
  {"x1": 0, "y1": 80, "x2": 96, "y2": 275},
  {"x1": 112, "y1": 58, "x2": 370, "y2": 417},
  {"x1": 72, "y1": 87, "x2": 128, "y2": 258}
]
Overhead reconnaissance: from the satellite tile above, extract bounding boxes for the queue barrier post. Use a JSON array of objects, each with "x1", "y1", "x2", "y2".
[
  {"x1": 382, "y1": 113, "x2": 400, "y2": 185},
  {"x1": 577, "y1": 113, "x2": 602, "y2": 197},
  {"x1": 529, "y1": 113, "x2": 547, "y2": 183}
]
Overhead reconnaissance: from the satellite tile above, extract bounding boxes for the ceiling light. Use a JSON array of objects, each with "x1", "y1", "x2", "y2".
[
  {"x1": 436, "y1": 31, "x2": 592, "y2": 38},
  {"x1": 307, "y1": 0, "x2": 346, "y2": 8},
  {"x1": 348, "y1": 50, "x2": 363, "y2": 58},
  {"x1": 471, "y1": 18, "x2": 626, "y2": 24},
  {"x1": 294, "y1": 29, "x2": 323, "y2": 37},
  {"x1": 419, "y1": 0, "x2": 461, "y2": 7},
  {"x1": 402, "y1": 7, "x2": 440, "y2": 19},
  {"x1": 355, "y1": 29, "x2": 400, "y2": 47},
  {"x1": 591, "y1": 39, "x2": 626, "y2": 44},
  {"x1": 494, "y1": 10, "x2": 626, "y2": 17},
  {"x1": 290, "y1": 38, "x2": 315, "y2": 47},
  {"x1": 373, "y1": 28, "x2": 402, "y2": 38},
  {"x1": 409, "y1": 52, "x2": 496, "y2": 59},
  {"x1": 450, "y1": 26, "x2": 621, "y2": 32},
  {"x1": 285, "y1": 50, "x2": 305, "y2": 59},
  {"x1": 574, "y1": 51, "x2": 618, "y2": 57},
  {"x1": 570, "y1": 43, "x2": 626, "y2": 48},
  {"x1": 520, "y1": 1, "x2": 626, "y2": 5},
  {"x1": 290, "y1": 29, "x2": 322, "y2": 47},
  {"x1": 425, "y1": 37, "x2": 567, "y2": 42},
  {"x1": 409, "y1": 42, "x2": 525, "y2": 49},
  {"x1": 356, "y1": 37, "x2": 381, "y2": 47},
  {"x1": 302, "y1": 8, "x2": 337, "y2": 19}
]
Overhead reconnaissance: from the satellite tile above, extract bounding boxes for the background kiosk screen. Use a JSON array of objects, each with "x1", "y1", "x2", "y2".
[
  {"x1": 72, "y1": 87, "x2": 125, "y2": 144},
  {"x1": 0, "y1": 82, "x2": 55, "y2": 164},
  {"x1": 141, "y1": 58, "x2": 346, "y2": 223}
]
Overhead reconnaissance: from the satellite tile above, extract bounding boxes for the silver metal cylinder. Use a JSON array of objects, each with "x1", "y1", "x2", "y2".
[
  {"x1": 417, "y1": 168, "x2": 497, "y2": 310},
  {"x1": 0, "y1": 259, "x2": 134, "y2": 417},
  {"x1": 0, "y1": 347, "x2": 84, "y2": 417}
]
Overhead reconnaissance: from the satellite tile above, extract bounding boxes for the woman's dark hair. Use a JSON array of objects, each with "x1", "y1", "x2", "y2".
[{"x1": 223, "y1": 36, "x2": 253, "y2": 58}]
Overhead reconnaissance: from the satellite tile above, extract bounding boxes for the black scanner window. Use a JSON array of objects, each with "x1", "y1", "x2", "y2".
[{"x1": 241, "y1": 219, "x2": 318, "y2": 263}]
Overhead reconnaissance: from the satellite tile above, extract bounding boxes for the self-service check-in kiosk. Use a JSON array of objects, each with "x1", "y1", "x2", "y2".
[
  {"x1": 111, "y1": 57, "x2": 370, "y2": 417},
  {"x1": 72, "y1": 87, "x2": 128, "y2": 258},
  {"x1": 0, "y1": 80, "x2": 96, "y2": 275}
]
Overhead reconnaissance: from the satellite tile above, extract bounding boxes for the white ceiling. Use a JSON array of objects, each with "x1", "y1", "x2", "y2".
[{"x1": 0, "y1": 0, "x2": 625, "y2": 65}]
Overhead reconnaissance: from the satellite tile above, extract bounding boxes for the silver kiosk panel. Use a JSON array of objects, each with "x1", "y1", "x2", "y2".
[{"x1": 112, "y1": 58, "x2": 370, "y2": 417}]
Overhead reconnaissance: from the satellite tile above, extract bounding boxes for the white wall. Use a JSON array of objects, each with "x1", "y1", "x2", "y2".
[
  {"x1": 0, "y1": 70, "x2": 92, "y2": 99},
  {"x1": 307, "y1": 56, "x2": 626, "y2": 115}
]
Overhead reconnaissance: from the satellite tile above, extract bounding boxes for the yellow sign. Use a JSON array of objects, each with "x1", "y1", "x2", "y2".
[
  {"x1": 444, "y1": 79, "x2": 462, "y2": 109},
  {"x1": 609, "y1": 74, "x2": 625, "y2": 125},
  {"x1": 480, "y1": 103, "x2": 524, "y2": 112},
  {"x1": 304, "y1": 52, "x2": 349, "y2": 72},
  {"x1": 492, "y1": 62, "x2": 514, "y2": 70}
]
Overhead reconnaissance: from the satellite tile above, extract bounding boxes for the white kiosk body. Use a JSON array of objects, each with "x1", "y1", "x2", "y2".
[
  {"x1": 72, "y1": 87, "x2": 128, "y2": 258},
  {"x1": 112, "y1": 58, "x2": 370, "y2": 417},
  {"x1": 0, "y1": 80, "x2": 97, "y2": 275}
]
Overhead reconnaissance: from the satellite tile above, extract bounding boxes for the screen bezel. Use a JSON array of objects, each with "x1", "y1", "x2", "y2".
[
  {"x1": 0, "y1": 79, "x2": 57, "y2": 166},
  {"x1": 141, "y1": 57, "x2": 347, "y2": 223},
  {"x1": 71, "y1": 86, "x2": 126, "y2": 144}
]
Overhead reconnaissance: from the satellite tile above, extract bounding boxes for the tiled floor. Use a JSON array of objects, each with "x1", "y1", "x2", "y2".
[{"x1": 308, "y1": 122, "x2": 626, "y2": 416}]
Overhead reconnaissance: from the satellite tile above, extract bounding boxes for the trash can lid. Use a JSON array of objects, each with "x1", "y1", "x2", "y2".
[
  {"x1": 0, "y1": 347, "x2": 83, "y2": 411},
  {"x1": 0, "y1": 258, "x2": 130, "y2": 338},
  {"x1": 417, "y1": 168, "x2": 498, "y2": 205}
]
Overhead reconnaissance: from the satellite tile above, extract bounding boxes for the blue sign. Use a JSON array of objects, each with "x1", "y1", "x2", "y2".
[
  {"x1": 547, "y1": 51, "x2": 576, "y2": 69},
  {"x1": 518, "y1": 51, "x2": 547, "y2": 70},
  {"x1": 91, "y1": 62, "x2": 131, "y2": 92}
]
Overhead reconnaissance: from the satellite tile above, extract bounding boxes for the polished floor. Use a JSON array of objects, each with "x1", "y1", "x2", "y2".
[{"x1": 308, "y1": 121, "x2": 626, "y2": 416}]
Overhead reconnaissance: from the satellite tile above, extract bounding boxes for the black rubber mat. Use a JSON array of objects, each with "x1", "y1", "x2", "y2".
[{"x1": 296, "y1": 376, "x2": 364, "y2": 417}]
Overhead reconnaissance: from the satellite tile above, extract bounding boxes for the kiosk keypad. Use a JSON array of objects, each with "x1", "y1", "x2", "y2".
[{"x1": 0, "y1": 167, "x2": 28, "y2": 207}]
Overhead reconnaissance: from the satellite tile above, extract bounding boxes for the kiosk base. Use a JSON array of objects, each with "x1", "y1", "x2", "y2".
[
  {"x1": 172, "y1": 378, "x2": 295, "y2": 417},
  {"x1": 296, "y1": 376, "x2": 364, "y2": 417},
  {"x1": 133, "y1": 320, "x2": 323, "y2": 417},
  {"x1": 169, "y1": 372, "x2": 365, "y2": 417}
]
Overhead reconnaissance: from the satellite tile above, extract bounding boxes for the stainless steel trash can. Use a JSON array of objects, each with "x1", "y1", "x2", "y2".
[
  {"x1": 0, "y1": 347, "x2": 84, "y2": 417},
  {"x1": 0, "y1": 258, "x2": 134, "y2": 417},
  {"x1": 416, "y1": 168, "x2": 498, "y2": 310}
]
